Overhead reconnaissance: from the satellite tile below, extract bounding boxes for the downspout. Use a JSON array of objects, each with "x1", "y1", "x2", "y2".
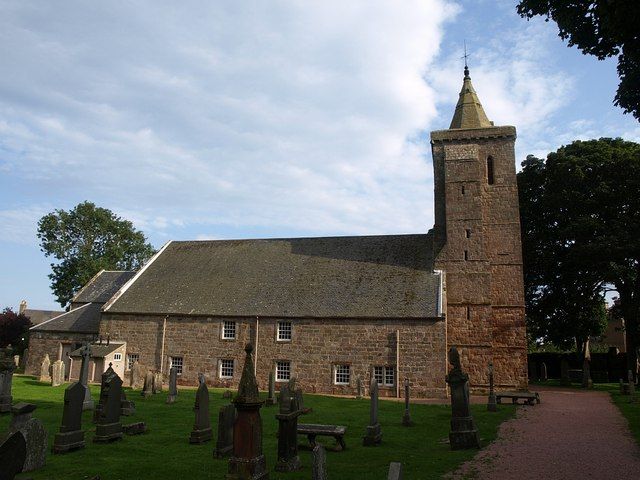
[
  {"x1": 160, "y1": 315, "x2": 167, "y2": 374},
  {"x1": 255, "y1": 316, "x2": 259, "y2": 375},
  {"x1": 396, "y1": 329, "x2": 400, "y2": 398}
]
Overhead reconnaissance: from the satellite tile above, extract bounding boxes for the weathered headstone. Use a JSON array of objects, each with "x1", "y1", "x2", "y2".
[
  {"x1": 356, "y1": 376, "x2": 364, "y2": 400},
  {"x1": 94, "y1": 364, "x2": 124, "y2": 443},
  {"x1": 560, "y1": 357, "x2": 571, "y2": 386},
  {"x1": 18, "y1": 348, "x2": 28, "y2": 372},
  {"x1": 166, "y1": 366, "x2": 178, "y2": 404},
  {"x1": 582, "y1": 344, "x2": 593, "y2": 389},
  {"x1": 141, "y1": 371, "x2": 153, "y2": 397},
  {"x1": 445, "y1": 346, "x2": 480, "y2": 449},
  {"x1": 52, "y1": 382, "x2": 86, "y2": 454},
  {"x1": 311, "y1": 444, "x2": 327, "y2": 480},
  {"x1": 295, "y1": 387, "x2": 311, "y2": 414},
  {"x1": 275, "y1": 381, "x2": 303, "y2": 471},
  {"x1": 13, "y1": 355, "x2": 19, "y2": 368},
  {"x1": 487, "y1": 363, "x2": 497, "y2": 412},
  {"x1": 153, "y1": 371, "x2": 163, "y2": 393},
  {"x1": 121, "y1": 390, "x2": 135, "y2": 416},
  {"x1": 189, "y1": 373, "x2": 212, "y2": 444},
  {"x1": 226, "y1": 343, "x2": 268, "y2": 479},
  {"x1": 402, "y1": 378, "x2": 412, "y2": 426},
  {"x1": 388, "y1": 462, "x2": 403, "y2": 480},
  {"x1": 123, "y1": 422, "x2": 147, "y2": 435},
  {"x1": 363, "y1": 378, "x2": 382, "y2": 446},
  {"x1": 0, "y1": 431, "x2": 26, "y2": 480},
  {"x1": 51, "y1": 360, "x2": 65, "y2": 387},
  {"x1": 540, "y1": 362, "x2": 548, "y2": 382},
  {"x1": 0, "y1": 346, "x2": 17, "y2": 413},
  {"x1": 130, "y1": 360, "x2": 142, "y2": 388},
  {"x1": 213, "y1": 403, "x2": 235, "y2": 458},
  {"x1": 628, "y1": 370, "x2": 636, "y2": 402},
  {"x1": 78, "y1": 344, "x2": 94, "y2": 411},
  {"x1": 265, "y1": 369, "x2": 276, "y2": 406},
  {"x1": 39, "y1": 354, "x2": 51, "y2": 383},
  {"x1": 8, "y1": 403, "x2": 47, "y2": 472}
]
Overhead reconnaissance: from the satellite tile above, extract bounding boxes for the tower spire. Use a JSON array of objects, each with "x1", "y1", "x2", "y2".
[{"x1": 449, "y1": 44, "x2": 491, "y2": 130}]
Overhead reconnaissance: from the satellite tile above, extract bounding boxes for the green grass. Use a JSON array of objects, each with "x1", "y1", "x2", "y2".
[{"x1": 2, "y1": 376, "x2": 516, "y2": 480}]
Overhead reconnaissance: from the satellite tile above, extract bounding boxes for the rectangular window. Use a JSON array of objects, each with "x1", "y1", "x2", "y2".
[
  {"x1": 222, "y1": 321, "x2": 236, "y2": 340},
  {"x1": 374, "y1": 366, "x2": 395, "y2": 387},
  {"x1": 464, "y1": 250, "x2": 469, "y2": 261},
  {"x1": 220, "y1": 359, "x2": 234, "y2": 379},
  {"x1": 126, "y1": 353, "x2": 139, "y2": 370},
  {"x1": 275, "y1": 361, "x2": 291, "y2": 382},
  {"x1": 334, "y1": 364, "x2": 350, "y2": 385},
  {"x1": 170, "y1": 356, "x2": 183, "y2": 375},
  {"x1": 113, "y1": 352, "x2": 122, "y2": 361},
  {"x1": 465, "y1": 229, "x2": 471, "y2": 238},
  {"x1": 277, "y1": 321, "x2": 292, "y2": 341}
]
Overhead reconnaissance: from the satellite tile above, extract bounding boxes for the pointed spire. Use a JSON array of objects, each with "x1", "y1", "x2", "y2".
[
  {"x1": 449, "y1": 66, "x2": 492, "y2": 130},
  {"x1": 235, "y1": 343, "x2": 260, "y2": 404}
]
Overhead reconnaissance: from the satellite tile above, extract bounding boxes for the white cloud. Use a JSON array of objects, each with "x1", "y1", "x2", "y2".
[{"x1": 0, "y1": 205, "x2": 51, "y2": 245}]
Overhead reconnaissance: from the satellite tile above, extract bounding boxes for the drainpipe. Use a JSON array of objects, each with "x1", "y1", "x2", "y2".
[
  {"x1": 160, "y1": 315, "x2": 167, "y2": 374},
  {"x1": 396, "y1": 329, "x2": 401, "y2": 398},
  {"x1": 254, "y1": 316, "x2": 259, "y2": 375}
]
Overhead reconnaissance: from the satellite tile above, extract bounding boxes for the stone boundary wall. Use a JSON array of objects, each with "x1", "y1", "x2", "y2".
[{"x1": 26, "y1": 331, "x2": 95, "y2": 376}]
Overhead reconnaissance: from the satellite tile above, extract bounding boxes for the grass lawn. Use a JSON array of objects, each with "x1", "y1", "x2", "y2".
[{"x1": 2, "y1": 376, "x2": 516, "y2": 480}]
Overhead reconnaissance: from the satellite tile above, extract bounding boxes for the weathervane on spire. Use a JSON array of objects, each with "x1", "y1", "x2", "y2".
[{"x1": 461, "y1": 40, "x2": 470, "y2": 78}]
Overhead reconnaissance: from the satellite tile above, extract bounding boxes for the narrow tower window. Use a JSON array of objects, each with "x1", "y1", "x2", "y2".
[
  {"x1": 464, "y1": 250, "x2": 469, "y2": 261},
  {"x1": 465, "y1": 229, "x2": 471, "y2": 238},
  {"x1": 461, "y1": 184, "x2": 466, "y2": 195},
  {"x1": 466, "y1": 306, "x2": 471, "y2": 320},
  {"x1": 487, "y1": 156, "x2": 495, "y2": 185}
]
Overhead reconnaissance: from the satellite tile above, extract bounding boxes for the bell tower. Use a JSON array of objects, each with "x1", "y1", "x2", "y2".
[{"x1": 431, "y1": 66, "x2": 527, "y2": 389}]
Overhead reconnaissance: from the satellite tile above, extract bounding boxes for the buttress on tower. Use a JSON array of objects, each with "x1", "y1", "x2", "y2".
[{"x1": 431, "y1": 66, "x2": 528, "y2": 390}]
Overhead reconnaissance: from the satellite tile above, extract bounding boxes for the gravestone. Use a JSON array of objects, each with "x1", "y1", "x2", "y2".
[
  {"x1": 19, "y1": 348, "x2": 28, "y2": 372},
  {"x1": 222, "y1": 389, "x2": 233, "y2": 399},
  {"x1": 8, "y1": 403, "x2": 47, "y2": 472},
  {"x1": 388, "y1": 462, "x2": 403, "y2": 480},
  {"x1": 582, "y1": 343, "x2": 593, "y2": 388},
  {"x1": 39, "y1": 354, "x2": 51, "y2": 383},
  {"x1": 0, "y1": 346, "x2": 17, "y2": 414},
  {"x1": 540, "y1": 362, "x2": 548, "y2": 382},
  {"x1": 560, "y1": 358, "x2": 571, "y2": 386},
  {"x1": 51, "y1": 360, "x2": 65, "y2": 387},
  {"x1": 226, "y1": 343, "x2": 268, "y2": 480},
  {"x1": 94, "y1": 364, "x2": 124, "y2": 443},
  {"x1": 295, "y1": 387, "x2": 311, "y2": 414},
  {"x1": 356, "y1": 376, "x2": 364, "y2": 400},
  {"x1": 402, "y1": 378, "x2": 412, "y2": 426},
  {"x1": 166, "y1": 366, "x2": 178, "y2": 404},
  {"x1": 123, "y1": 422, "x2": 147, "y2": 435},
  {"x1": 275, "y1": 381, "x2": 303, "y2": 471},
  {"x1": 265, "y1": 370, "x2": 276, "y2": 406},
  {"x1": 445, "y1": 346, "x2": 480, "y2": 450},
  {"x1": 141, "y1": 371, "x2": 154, "y2": 397},
  {"x1": 628, "y1": 370, "x2": 636, "y2": 401},
  {"x1": 189, "y1": 373, "x2": 212, "y2": 444},
  {"x1": 363, "y1": 378, "x2": 382, "y2": 446},
  {"x1": 213, "y1": 403, "x2": 235, "y2": 458},
  {"x1": 0, "y1": 431, "x2": 26, "y2": 480},
  {"x1": 311, "y1": 444, "x2": 327, "y2": 480},
  {"x1": 13, "y1": 355, "x2": 19, "y2": 368},
  {"x1": 52, "y1": 382, "x2": 86, "y2": 453},
  {"x1": 121, "y1": 390, "x2": 135, "y2": 416},
  {"x1": 130, "y1": 360, "x2": 142, "y2": 388},
  {"x1": 153, "y1": 371, "x2": 163, "y2": 393},
  {"x1": 78, "y1": 344, "x2": 94, "y2": 411},
  {"x1": 487, "y1": 363, "x2": 497, "y2": 412}
]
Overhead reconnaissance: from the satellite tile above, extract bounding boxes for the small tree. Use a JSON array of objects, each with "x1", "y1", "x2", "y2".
[{"x1": 0, "y1": 308, "x2": 32, "y2": 353}]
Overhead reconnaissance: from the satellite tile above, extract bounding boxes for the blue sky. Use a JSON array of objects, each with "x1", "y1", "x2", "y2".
[{"x1": 1, "y1": 1, "x2": 638, "y2": 311}]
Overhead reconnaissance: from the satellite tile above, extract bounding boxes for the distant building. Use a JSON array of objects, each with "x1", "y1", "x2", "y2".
[{"x1": 18, "y1": 300, "x2": 64, "y2": 327}]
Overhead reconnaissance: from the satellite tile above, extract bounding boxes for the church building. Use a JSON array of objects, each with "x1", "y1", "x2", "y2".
[{"x1": 27, "y1": 68, "x2": 527, "y2": 397}]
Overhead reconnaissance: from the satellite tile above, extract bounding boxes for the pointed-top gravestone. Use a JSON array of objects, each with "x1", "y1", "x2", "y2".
[
  {"x1": 94, "y1": 363, "x2": 123, "y2": 443},
  {"x1": 9, "y1": 403, "x2": 47, "y2": 472},
  {"x1": 265, "y1": 369, "x2": 276, "y2": 406},
  {"x1": 226, "y1": 343, "x2": 268, "y2": 479},
  {"x1": 189, "y1": 373, "x2": 212, "y2": 444},
  {"x1": 275, "y1": 380, "x2": 303, "y2": 471},
  {"x1": 52, "y1": 382, "x2": 86, "y2": 454},
  {"x1": 39, "y1": 354, "x2": 51, "y2": 383},
  {"x1": 0, "y1": 431, "x2": 26, "y2": 480},
  {"x1": 166, "y1": 367, "x2": 178, "y2": 404},
  {"x1": 402, "y1": 378, "x2": 412, "y2": 426},
  {"x1": 487, "y1": 363, "x2": 497, "y2": 412},
  {"x1": 0, "y1": 345, "x2": 17, "y2": 414},
  {"x1": 51, "y1": 360, "x2": 65, "y2": 387},
  {"x1": 141, "y1": 371, "x2": 153, "y2": 397},
  {"x1": 311, "y1": 444, "x2": 327, "y2": 480},
  {"x1": 79, "y1": 344, "x2": 94, "y2": 411},
  {"x1": 363, "y1": 377, "x2": 382, "y2": 446},
  {"x1": 446, "y1": 346, "x2": 480, "y2": 450}
]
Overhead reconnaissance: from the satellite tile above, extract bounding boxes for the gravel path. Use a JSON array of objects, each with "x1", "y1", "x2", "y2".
[{"x1": 446, "y1": 386, "x2": 640, "y2": 479}]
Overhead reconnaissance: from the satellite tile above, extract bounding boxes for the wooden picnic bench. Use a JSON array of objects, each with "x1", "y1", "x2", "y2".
[
  {"x1": 496, "y1": 391, "x2": 540, "y2": 406},
  {"x1": 297, "y1": 423, "x2": 347, "y2": 451}
]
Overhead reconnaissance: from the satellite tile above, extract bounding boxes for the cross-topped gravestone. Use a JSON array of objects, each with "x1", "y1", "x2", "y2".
[
  {"x1": 275, "y1": 380, "x2": 303, "y2": 471},
  {"x1": 0, "y1": 431, "x2": 26, "y2": 480},
  {"x1": 363, "y1": 377, "x2": 382, "y2": 446},
  {"x1": 311, "y1": 444, "x2": 327, "y2": 480},
  {"x1": 79, "y1": 344, "x2": 94, "y2": 410},
  {"x1": 0, "y1": 345, "x2": 17, "y2": 414},
  {"x1": 446, "y1": 346, "x2": 480, "y2": 449},
  {"x1": 141, "y1": 371, "x2": 153, "y2": 397},
  {"x1": 39, "y1": 354, "x2": 51, "y2": 383},
  {"x1": 226, "y1": 343, "x2": 268, "y2": 479},
  {"x1": 166, "y1": 366, "x2": 178, "y2": 404},
  {"x1": 487, "y1": 363, "x2": 497, "y2": 412},
  {"x1": 189, "y1": 373, "x2": 212, "y2": 444},
  {"x1": 52, "y1": 382, "x2": 86, "y2": 454},
  {"x1": 51, "y1": 360, "x2": 65, "y2": 387},
  {"x1": 214, "y1": 403, "x2": 235, "y2": 458},
  {"x1": 8, "y1": 402, "x2": 47, "y2": 472},
  {"x1": 94, "y1": 363, "x2": 124, "y2": 443}
]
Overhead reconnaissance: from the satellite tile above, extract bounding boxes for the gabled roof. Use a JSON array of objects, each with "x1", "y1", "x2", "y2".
[
  {"x1": 449, "y1": 66, "x2": 492, "y2": 130},
  {"x1": 105, "y1": 234, "x2": 441, "y2": 319},
  {"x1": 22, "y1": 309, "x2": 65, "y2": 326},
  {"x1": 30, "y1": 303, "x2": 101, "y2": 334},
  {"x1": 71, "y1": 270, "x2": 136, "y2": 305}
]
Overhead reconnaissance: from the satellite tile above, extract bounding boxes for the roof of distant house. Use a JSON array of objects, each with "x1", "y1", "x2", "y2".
[
  {"x1": 22, "y1": 309, "x2": 65, "y2": 326},
  {"x1": 30, "y1": 303, "x2": 101, "y2": 334}
]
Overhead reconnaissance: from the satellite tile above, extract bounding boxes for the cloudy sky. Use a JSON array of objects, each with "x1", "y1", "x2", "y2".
[{"x1": 1, "y1": 1, "x2": 638, "y2": 310}]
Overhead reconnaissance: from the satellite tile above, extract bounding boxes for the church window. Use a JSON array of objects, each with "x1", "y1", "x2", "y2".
[
  {"x1": 277, "y1": 321, "x2": 292, "y2": 341},
  {"x1": 220, "y1": 359, "x2": 234, "y2": 379},
  {"x1": 374, "y1": 366, "x2": 395, "y2": 387},
  {"x1": 170, "y1": 356, "x2": 183, "y2": 375},
  {"x1": 334, "y1": 365, "x2": 350, "y2": 385},
  {"x1": 276, "y1": 361, "x2": 291, "y2": 382},
  {"x1": 487, "y1": 156, "x2": 495, "y2": 185},
  {"x1": 126, "y1": 353, "x2": 139, "y2": 370},
  {"x1": 222, "y1": 321, "x2": 236, "y2": 340},
  {"x1": 113, "y1": 353, "x2": 122, "y2": 361}
]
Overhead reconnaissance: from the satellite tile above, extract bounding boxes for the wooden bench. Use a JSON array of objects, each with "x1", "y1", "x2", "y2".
[
  {"x1": 297, "y1": 423, "x2": 347, "y2": 451},
  {"x1": 496, "y1": 391, "x2": 540, "y2": 406}
]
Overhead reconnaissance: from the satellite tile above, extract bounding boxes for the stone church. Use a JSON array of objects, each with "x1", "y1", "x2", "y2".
[{"x1": 28, "y1": 67, "x2": 527, "y2": 397}]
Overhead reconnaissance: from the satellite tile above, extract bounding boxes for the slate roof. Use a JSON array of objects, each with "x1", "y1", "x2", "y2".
[
  {"x1": 22, "y1": 309, "x2": 65, "y2": 326},
  {"x1": 72, "y1": 270, "x2": 136, "y2": 305},
  {"x1": 30, "y1": 303, "x2": 102, "y2": 334},
  {"x1": 69, "y1": 343, "x2": 122, "y2": 358},
  {"x1": 105, "y1": 234, "x2": 441, "y2": 319}
]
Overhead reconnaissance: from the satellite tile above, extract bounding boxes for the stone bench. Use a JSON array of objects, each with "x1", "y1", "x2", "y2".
[
  {"x1": 297, "y1": 423, "x2": 346, "y2": 451},
  {"x1": 496, "y1": 391, "x2": 540, "y2": 406}
]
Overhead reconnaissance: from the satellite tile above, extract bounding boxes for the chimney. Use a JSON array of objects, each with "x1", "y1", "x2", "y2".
[{"x1": 19, "y1": 300, "x2": 27, "y2": 315}]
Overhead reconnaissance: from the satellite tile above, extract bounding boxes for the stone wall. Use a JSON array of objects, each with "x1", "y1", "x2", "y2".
[
  {"x1": 26, "y1": 331, "x2": 95, "y2": 377},
  {"x1": 99, "y1": 313, "x2": 448, "y2": 397}
]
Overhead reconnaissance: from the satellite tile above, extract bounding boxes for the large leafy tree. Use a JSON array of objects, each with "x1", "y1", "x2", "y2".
[
  {"x1": 517, "y1": 1, "x2": 640, "y2": 121},
  {"x1": 0, "y1": 308, "x2": 32, "y2": 352},
  {"x1": 518, "y1": 138, "x2": 640, "y2": 373},
  {"x1": 38, "y1": 201, "x2": 156, "y2": 307}
]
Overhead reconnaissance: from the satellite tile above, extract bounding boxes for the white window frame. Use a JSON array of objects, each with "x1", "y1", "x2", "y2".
[
  {"x1": 222, "y1": 320, "x2": 236, "y2": 340},
  {"x1": 113, "y1": 353, "x2": 122, "y2": 361},
  {"x1": 277, "y1": 321, "x2": 292, "y2": 342},
  {"x1": 275, "y1": 361, "x2": 291, "y2": 382},
  {"x1": 170, "y1": 356, "x2": 184, "y2": 375},
  {"x1": 334, "y1": 364, "x2": 350, "y2": 385},
  {"x1": 126, "y1": 353, "x2": 139, "y2": 370},
  {"x1": 373, "y1": 365, "x2": 395, "y2": 387},
  {"x1": 219, "y1": 359, "x2": 234, "y2": 379}
]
